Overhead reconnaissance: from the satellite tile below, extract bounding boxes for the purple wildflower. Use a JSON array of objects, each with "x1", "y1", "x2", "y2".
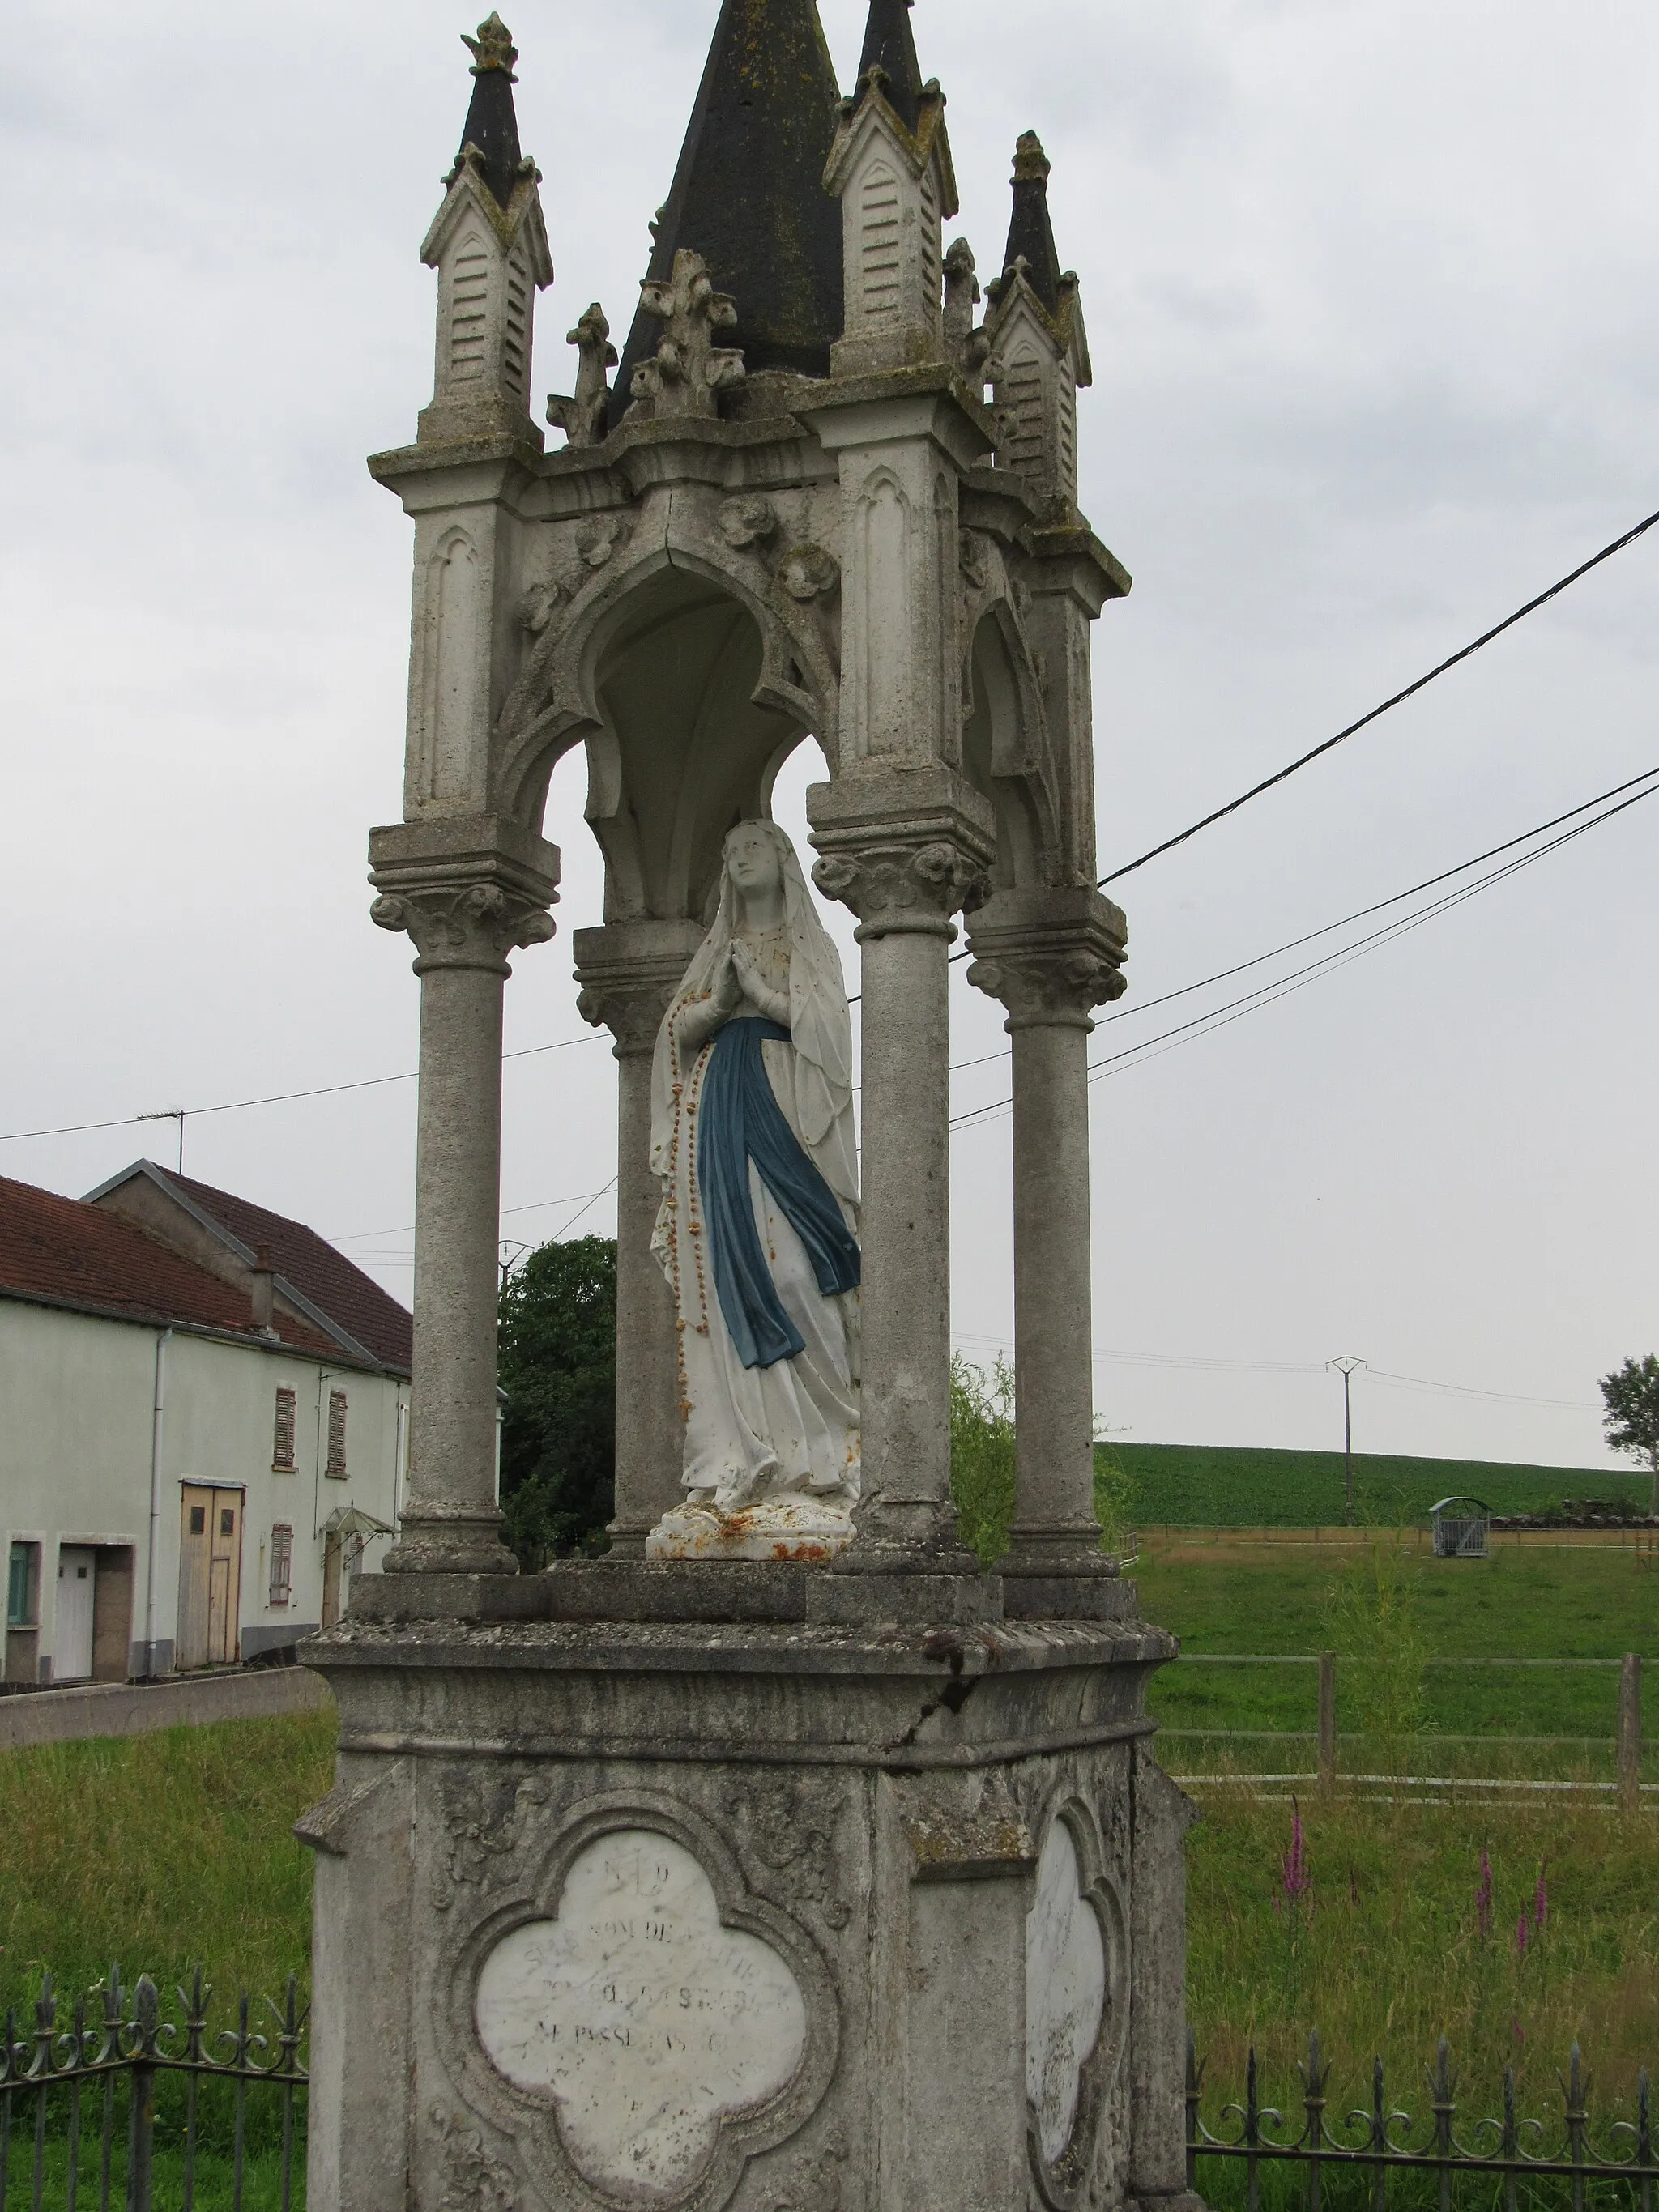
[
  {"x1": 1282, "y1": 1798, "x2": 1311, "y2": 1909},
  {"x1": 1533, "y1": 1866, "x2": 1548, "y2": 1933},
  {"x1": 1476, "y1": 1850, "x2": 1494, "y2": 1941},
  {"x1": 1516, "y1": 1911, "x2": 1530, "y2": 1958}
]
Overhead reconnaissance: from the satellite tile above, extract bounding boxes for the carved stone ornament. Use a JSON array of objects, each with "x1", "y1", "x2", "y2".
[
  {"x1": 966, "y1": 943, "x2": 1125, "y2": 1028},
  {"x1": 943, "y1": 237, "x2": 990, "y2": 385},
  {"x1": 431, "y1": 2103, "x2": 518, "y2": 2212},
  {"x1": 1023, "y1": 1802, "x2": 1131, "y2": 2212},
  {"x1": 770, "y1": 2132, "x2": 851, "y2": 2212},
  {"x1": 629, "y1": 248, "x2": 746, "y2": 420},
  {"x1": 724, "y1": 1778, "x2": 851, "y2": 1929},
  {"x1": 515, "y1": 578, "x2": 563, "y2": 635},
  {"x1": 370, "y1": 881, "x2": 556, "y2": 974},
  {"x1": 719, "y1": 494, "x2": 779, "y2": 549},
  {"x1": 812, "y1": 840, "x2": 990, "y2": 938},
  {"x1": 472, "y1": 1825, "x2": 825, "y2": 2206},
  {"x1": 546, "y1": 302, "x2": 616, "y2": 449},
  {"x1": 433, "y1": 1770, "x2": 553, "y2": 1912},
  {"x1": 774, "y1": 543, "x2": 839, "y2": 601},
  {"x1": 958, "y1": 527, "x2": 994, "y2": 595},
  {"x1": 574, "y1": 513, "x2": 631, "y2": 569}
]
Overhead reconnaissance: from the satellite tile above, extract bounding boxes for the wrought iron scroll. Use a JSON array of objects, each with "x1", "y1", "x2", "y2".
[
  {"x1": 1189, "y1": 2031, "x2": 1656, "y2": 2212},
  {"x1": 0, "y1": 1967, "x2": 308, "y2": 2212}
]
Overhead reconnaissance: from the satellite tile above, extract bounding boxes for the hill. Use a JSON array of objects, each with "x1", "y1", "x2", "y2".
[{"x1": 1101, "y1": 1440, "x2": 1639, "y2": 1528}]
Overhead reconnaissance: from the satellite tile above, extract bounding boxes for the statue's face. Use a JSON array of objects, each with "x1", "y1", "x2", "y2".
[{"x1": 726, "y1": 824, "x2": 783, "y2": 901}]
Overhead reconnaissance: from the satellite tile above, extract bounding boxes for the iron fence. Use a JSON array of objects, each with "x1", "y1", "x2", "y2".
[
  {"x1": 1189, "y1": 2032, "x2": 1656, "y2": 2212},
  {"x1": 0, "y1": 1969, "x2": 307, "y2": 2212}
]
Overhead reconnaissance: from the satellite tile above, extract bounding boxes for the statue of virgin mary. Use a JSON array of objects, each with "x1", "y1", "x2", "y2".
[{"x1": 646, "y1": 820, "x2": 862, "y2": 1559}]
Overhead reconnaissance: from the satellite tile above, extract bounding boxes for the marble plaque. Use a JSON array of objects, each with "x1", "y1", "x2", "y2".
[
  {"x1": 476, "y1": 1828, "x2": 807, "y2": 2199},
  {"x1": 1025, "y1": 1819, "x2": 1105, "y2": 2167}
]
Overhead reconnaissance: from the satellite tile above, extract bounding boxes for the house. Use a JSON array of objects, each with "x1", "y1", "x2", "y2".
[{"x1": 0, "y1": 1163, "x2": 412, "y2": 1683}]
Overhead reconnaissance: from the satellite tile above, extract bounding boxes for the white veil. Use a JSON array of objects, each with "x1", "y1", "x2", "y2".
[{"x1": 649, "y1": 821, "x2": 859, "y2": 1210}]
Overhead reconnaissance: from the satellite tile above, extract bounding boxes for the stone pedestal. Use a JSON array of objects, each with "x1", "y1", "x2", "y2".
[{"x1": 301, "y1": 1588, "x2": 1199, "y2": 2212}]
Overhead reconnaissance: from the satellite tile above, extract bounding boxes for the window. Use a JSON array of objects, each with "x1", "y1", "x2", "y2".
[
  {"x1": 268, "y1": 1525, "x2": 292, "y2": 1607},
  {"x1": 272, "y1": 1387, "x2": 297, "y2": 1472},
  {"x1": 220, "y1": 1506, "x2": 236, "y2": 1539},
  {"x1": 6, "y1": 1543, "x2": 39, "y2": 1628},
  {"x1": 326, "y1": 1390, "x2": 348, "y2": 1478},
  {"x1": 189, "y1": 1506, "x2": 206, "y2": 1536}
]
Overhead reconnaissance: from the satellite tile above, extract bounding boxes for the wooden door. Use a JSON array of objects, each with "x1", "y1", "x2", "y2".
[
  {"x1": 177, "y1": 1489, "x2": 213, "y2": 1670},
  {"x1": 177, "y1": 1488, "x2": 243, "y2": 1669},
  {"x1": 55, "y1": 1549, "x2": 95, "y2": 1681}
]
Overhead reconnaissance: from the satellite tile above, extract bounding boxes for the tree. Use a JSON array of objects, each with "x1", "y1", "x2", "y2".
[
  {"x1": 1598, "y1": 1353, "x2": 1659, "y2": 1518},
  {"x1": 497, "y1": 1236, "x2": 617, "y2": 1567}
]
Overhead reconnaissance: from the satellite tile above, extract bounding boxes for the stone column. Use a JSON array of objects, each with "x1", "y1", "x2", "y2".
[
  {"x1": 369, "y1": 820, "x2": 559, "y2": 1575},
  {"x1": 966, "y1": 886, "x2": 1126, "y2": 1590},
  {"x1": 572, "y1": 920, "x2": 707, "y2": 1557},
  {"x1": 810, "y1": 774, "x2": 996, "y2": 1568}
]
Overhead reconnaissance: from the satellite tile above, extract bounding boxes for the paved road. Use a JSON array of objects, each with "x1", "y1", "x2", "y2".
[{"x1": 0, "y1": 1664, "x2": 331, "y2": 1750}]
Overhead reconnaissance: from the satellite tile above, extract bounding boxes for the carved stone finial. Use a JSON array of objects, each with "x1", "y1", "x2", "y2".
[
  {"x1": 1012, "y1": 129, "x2": 1051, "y2": 183},
  {"x1": 629, "y1": 249, "x2": 746, "y2": 420},
  {"x1": 547, "y1": 304, "x2": 617, "y2": 447},
  {"x1": 943, "y1": 237, "x2": 989, "y2": 382},
  {"x1": 461, "y1": 12, "x2": 518, "y2": 78}
]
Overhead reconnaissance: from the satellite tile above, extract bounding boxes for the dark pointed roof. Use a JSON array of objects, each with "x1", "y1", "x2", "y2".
[
  {"x1": 857, "y1": 0, "x2": 924, "y2": 133},
  {"x1": 610, "y1": 0, "x2": 844, "y2": 426},
  {"x1": 1002, "y1": 131, "x2": 1064, "y2": 316},
  {"x1": 456, "y1": 11, "x2": 523, "y2": 210}
]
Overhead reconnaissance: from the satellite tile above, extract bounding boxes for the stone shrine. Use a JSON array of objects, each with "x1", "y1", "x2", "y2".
[{"x1": 301, "y1": 6, "x2": 1204, "y2": 2210}]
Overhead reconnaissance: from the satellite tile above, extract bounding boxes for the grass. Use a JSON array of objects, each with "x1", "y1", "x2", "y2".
[
  {"x1": 1107, "y1": 1440, "x2": 1648, "y2": 1530},
  {"x1": 1135, "y1": 1540, "x2": 1659, "y2": 1758},
  {"x1": 1187, "y1": 1781, "x2": 1659, "y2": 2178},
  {"x1": 0, "y1": 1549, "x2": 1653, "y2": 2211},
  {"x1": 0, "y1": 1710, "x2": 333, "y2": 2018}
]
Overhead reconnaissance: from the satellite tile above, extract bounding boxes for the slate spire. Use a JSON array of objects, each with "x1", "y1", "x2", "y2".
[
  {"x1": 1002, "y1": 130, "x2": 1064, "y2": 317},
  {"x1": 455, "y1": 12, "x2": 523, "y2": 210},
  {"x1": 611, "y1": 0, "x2": 844, "y2": 425},
  {"x1": 856, "y1": 0, "x2": 924, "y2": 133}
]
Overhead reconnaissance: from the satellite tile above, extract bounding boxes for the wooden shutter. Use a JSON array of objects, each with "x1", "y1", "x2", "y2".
[
  {"x1": 272, "y1": 1387, "x2": 297, "y2": 1472},
  {"x1": 268, "y1": 1525, "x2": 292, "y2": 1606},
  {"x1": 326, "y1": 1390, "x2": 348, "y2": 1477}
]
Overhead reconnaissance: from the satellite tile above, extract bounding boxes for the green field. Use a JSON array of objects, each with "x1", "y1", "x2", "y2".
[
  {"x1": 1137, "y1": 1539, "x2": 1659, "y2": 1762},
  {"x1": 0, "y1": 1710, "x2": 331, "y2": 2014},
  {"x1": 1107, "y1": 1440, "x2": 1644, "y2": 1528}
]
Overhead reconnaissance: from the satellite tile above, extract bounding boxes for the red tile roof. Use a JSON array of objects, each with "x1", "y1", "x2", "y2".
[
  {"x1": 156, "y1": 1169, "x2": 413, "y2": 1370},
  {"x1": 0, "y1": 1174, "x2": 343, "y2": 1357}
]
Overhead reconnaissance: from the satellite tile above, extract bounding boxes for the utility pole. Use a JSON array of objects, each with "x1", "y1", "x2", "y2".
[
  {"x1": 498, "y1": 1240, "x2": 530, "y2": 1294},
  {"x1": 1327, "y1": 1357, "x2": 1367, "y2": 1525}
]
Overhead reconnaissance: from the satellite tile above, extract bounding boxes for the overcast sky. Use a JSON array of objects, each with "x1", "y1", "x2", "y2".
[{"x1": 3, "y1": 0, "x2": 1657, "y2": 1478}]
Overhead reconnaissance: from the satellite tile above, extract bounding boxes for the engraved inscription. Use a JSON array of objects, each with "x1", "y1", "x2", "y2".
[
  {"x1": 476, "y1": 1829, "x2": 807, "y2": 2199},
  {"x1": 1026, "y1": 1820, "x2": 1105, "y2": 2168}
]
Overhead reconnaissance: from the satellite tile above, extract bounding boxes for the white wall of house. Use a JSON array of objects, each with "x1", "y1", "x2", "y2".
[{"x1": 0, "y1": 1297, "x2": 407, "y2": 1681}]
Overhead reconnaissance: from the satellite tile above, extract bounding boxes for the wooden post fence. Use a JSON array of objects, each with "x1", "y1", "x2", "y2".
[{"x1": 1618, "y1": 1652, "x2": 1643, "y2": 1813}]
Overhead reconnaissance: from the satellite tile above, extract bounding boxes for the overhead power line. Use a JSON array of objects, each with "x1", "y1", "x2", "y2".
[
  {"x1": 1097, "y1": 503, "x2": 1659, "y2": 887},
  {"x1": 944, "y1": 763, "x2": 1659, "y2": 1080},
  {"x1": 953, "y1": 1332, "x2": 1598, "y2": 1411},
  {"x1": 949, "y1": 766, "x2": 1659, "y2": 1130},
  {"x1": 0, "y1": 1031, "x2": 605, "y2": 1149}
]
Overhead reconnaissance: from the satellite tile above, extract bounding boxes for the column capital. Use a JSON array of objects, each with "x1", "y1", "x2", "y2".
[
  {"x1": 369, "y1": 817, "x2": 560, "y2": 976},
  {"x1": 808, "y1": 767, "x2": 996, "y2": 940},
  {"x1": 571, "y1": 920, "x2": 707, "y2": 1056},
  {"x1": 966, "y1": 884, "x2": 1127, "y2": 1029}
]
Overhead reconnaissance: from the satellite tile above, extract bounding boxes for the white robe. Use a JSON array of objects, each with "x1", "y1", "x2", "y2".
[{"x1": 650, "y1": 916, "x2": 861, "y2": 1512}]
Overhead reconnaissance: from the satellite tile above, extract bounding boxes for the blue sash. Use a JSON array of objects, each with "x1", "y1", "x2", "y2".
[{"x1": 697, "y1": 1018, "x2": 861, "y2": 1370}]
